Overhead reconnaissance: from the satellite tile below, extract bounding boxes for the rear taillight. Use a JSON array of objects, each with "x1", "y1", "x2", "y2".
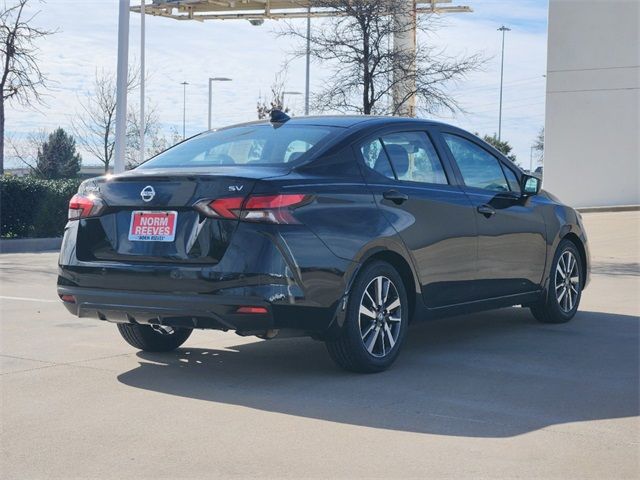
[
  {"x1": 68, "y1": 194, "x2": 104, "y2": 221},
  {"x1": 194, "y1": 194, "x2": 309, "y2": 224}
]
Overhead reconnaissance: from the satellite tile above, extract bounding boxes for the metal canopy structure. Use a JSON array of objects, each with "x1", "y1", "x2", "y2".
[
  {"x1": 130, "y1": 0, "x2": 471, "y2": 21},
  {"x1": 113, "y1": 0, "x2": 471, "y2": 173}
]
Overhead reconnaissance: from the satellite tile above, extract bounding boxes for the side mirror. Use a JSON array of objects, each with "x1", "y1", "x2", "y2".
[{"x1": 521, "y1": 174, "x2": 541, "y2": 196}]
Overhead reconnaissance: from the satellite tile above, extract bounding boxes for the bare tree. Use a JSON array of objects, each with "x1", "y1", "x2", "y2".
[
  {"x1": 256, "y1": 67, "x2": 291, "y2": 119},
  {"x1": 7, "y1": 128, "x2": 45, "y2": 173},
  {"x1": 73, "y1": 68, "x2": 139, "y2": 172},
  {"x1": 0, "y1": 0, "x2": 53, "y2": 174},
  {"x1": 126, "y1": 106, "x2": 181, "y2": 169},
  {"x1": 280, "y1": 0, "x2": 483, "y2": 116}
]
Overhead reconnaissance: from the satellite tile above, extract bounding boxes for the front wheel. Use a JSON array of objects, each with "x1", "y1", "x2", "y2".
[
  {"x1": 530, "y1": 239, "x2": 583, "y2": 324},
  {"x1": 117, "y1": 323, "x2": 193, "y2": 352},
  {"x1": 326, "y1": 261, "x2": 409, "y2": 373}
]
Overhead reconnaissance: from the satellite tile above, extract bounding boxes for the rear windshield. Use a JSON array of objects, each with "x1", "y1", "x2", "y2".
[{"x1": 138, "y1": 124, "x2": 338, "y2": 169}]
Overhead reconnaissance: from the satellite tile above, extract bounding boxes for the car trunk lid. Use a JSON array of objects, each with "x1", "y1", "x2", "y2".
[{"x1": 75, "y1": 167, "x2": 288, "y2": 264}]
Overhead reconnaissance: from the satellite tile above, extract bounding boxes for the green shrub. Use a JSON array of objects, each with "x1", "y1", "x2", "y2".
[{"x1": 1, "y1": 176, "x2": 83, "y2": 238}]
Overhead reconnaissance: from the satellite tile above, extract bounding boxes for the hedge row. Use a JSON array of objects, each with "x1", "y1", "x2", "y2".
[{"x1": 1, "y1": 176, "x2": 83, "y2": 238}]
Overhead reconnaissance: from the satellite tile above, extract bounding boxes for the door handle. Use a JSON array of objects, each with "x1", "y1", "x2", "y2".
[
  {"x1": 477, "y1": 204, "x2": 496, "y2": 217},
  {"x1": 383, "y1": 190, "x2": 409, "y2": 205}
]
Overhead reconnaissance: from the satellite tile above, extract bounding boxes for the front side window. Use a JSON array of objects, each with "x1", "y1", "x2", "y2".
[
  {"x1": 443, "y1": 134, "x2": 509, "y2": 192},
  {"x1": 139, "y1": 125, "x2": 337, "y2": 169},
  {"x1": 501, "y1": 164, "x2": 521, "y2": 193},
  {"x1": 380, "y1": 132, "x2": 448, "y2": 185}
]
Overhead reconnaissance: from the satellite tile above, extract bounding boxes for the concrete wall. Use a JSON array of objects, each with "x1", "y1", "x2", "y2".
[{"x1": 544, "y1": 0, "x2": 639, "y2": 207}]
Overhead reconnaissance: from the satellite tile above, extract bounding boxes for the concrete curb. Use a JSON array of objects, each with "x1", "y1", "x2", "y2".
[
  {"x1": 0, "y1": 237, "x2": 62, "y2": 254},
  {"x1": 577, "y1": 205, "x2": 640, "y2": 213}
]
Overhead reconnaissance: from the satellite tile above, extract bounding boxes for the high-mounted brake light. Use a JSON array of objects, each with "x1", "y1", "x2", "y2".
[{"x1": 194, "y1": 194, "x2": 309, "y2": 224}]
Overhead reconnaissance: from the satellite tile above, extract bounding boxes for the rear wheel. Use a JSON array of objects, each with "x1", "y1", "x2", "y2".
[
  {"x1": 326, "y1": 261, "x2": 409, "y2": 373},
  {"x1": 117, "y1": 323, "x2": 192, "y2": 352},
  {"x1": 531, "y1": 239, "x2": 583, "y2": 324}
]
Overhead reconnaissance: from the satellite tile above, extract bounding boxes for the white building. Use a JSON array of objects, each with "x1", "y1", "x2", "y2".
[{"x1": 544, "y1": 0, "x2": 639, "y2": 208}]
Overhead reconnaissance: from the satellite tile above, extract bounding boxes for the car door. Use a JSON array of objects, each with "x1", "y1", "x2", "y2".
[
  {"x1": 357, "y1": 128, "x2": 478, "y2": 308},
  {"x1": 439, "y1": 130, "x2": 547, "y2": 299}
]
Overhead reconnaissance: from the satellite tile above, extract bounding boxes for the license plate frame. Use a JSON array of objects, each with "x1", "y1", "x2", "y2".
[{"x1": 128, "y1": 210, "x2": 178, "y2": 242}]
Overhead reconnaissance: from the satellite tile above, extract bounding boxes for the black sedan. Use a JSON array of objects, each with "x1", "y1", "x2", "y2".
[{"x1": 58, "y1": 113, "x2": 590, "y2": 372}]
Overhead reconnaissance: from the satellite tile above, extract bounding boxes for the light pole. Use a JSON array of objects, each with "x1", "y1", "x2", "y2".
[
  {"x1": 114, "y1": 0, "x2": 130, "y2": 174},
  {"x1": 208, "y1": 77, "x2": 232, "y2": 130},
  {"x1": 282, "y1": 91, "x2": 303, "y2": 113},
  {"x1": 181, "y1": 81, "x2": 189, "y2": 139},
  {"x1": 304, "y1": 5, "x2": 311, "y2": 115},
  {"x1": 139, "y1": 0, "x2": 146, "y2": 166},
  {"x1": 497, "y1": 25, "x2": 511, "y2": 141},
  {"x1": 530, "y1": 146, "x2": 535, "y2": 172}
]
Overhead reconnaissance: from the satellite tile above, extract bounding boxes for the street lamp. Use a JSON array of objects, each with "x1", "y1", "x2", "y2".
[
  {"x1": 208, "y1": 77, "x2": 232, "y2": 130},
  {"x1": 497, "y1": 25, "x2": 511, "y2": 141},
  {"x1": 282, "y1": 91, "x2": 303, "y2": 113},
  {"x1": 181, "y1": 81, "x2": 189, "y2": 139}
]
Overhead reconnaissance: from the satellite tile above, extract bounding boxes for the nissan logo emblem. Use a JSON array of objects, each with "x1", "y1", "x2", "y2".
[{"x1": 140, "y1": 185, "x2": 155, "y2": 202}]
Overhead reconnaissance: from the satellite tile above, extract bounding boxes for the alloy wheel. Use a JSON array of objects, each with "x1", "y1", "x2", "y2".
[
  {"x1": 555, "y1": 250, "x2": 580, "y2": 313},
  {"x1": 358, "y1": 276, "x2": 402, "y2": 358}
]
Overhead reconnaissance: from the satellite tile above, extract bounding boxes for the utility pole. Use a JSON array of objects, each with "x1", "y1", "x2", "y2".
[
  {"x1": 181, "y1": 81, "x2": 189, "y2": 139},
  {"x1": 497, "y1": 25, "x2": 511, "y2": 141}
]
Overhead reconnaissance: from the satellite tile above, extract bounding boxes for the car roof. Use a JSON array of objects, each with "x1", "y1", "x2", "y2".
[{"x1": 217, "y1": 115, "x2": 453, "y2": 130}]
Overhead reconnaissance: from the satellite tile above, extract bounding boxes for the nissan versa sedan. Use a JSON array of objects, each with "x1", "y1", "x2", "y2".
[{"x1": 58, "y1": 113, "x2": 590, "y2": 372}]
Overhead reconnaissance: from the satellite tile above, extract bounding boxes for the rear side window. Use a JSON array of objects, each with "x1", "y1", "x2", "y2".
[
  {"x1": 360, "y1": 138, "x2": 395, "y2": 179},
  {"x1": 139, "y1": 125, "x2": 337, "y2": 169},
  {"x1": 380, "y1": 132, "x2": 448, "y2": 185},
  {"x1": 443, "y1": 134, "x2": 509, "y2": 192}
]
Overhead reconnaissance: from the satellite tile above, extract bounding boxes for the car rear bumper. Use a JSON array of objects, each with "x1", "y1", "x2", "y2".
[{"x1": 57, "y1": 285, "x2": 338, "y2": 335}]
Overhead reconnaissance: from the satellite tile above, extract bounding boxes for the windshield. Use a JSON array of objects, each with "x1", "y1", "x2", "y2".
[{"x1": 138, "y1": 124, "x2": 338, "y2": 169}]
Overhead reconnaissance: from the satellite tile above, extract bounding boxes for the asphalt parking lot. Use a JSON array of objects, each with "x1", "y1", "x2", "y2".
[{"x1": 1, "y1": 211, "x2": 638, "y2": 479}]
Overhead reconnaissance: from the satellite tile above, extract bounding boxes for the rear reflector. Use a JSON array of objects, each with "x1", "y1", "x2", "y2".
[
  {"x1": 195, "y1": 194, "x2": 309, "y2": 224},
  {"x1": 236, "y1": 306, "x2": 268, "y2": 314},
  {"x1": 59, "y1": 294, "x2": 76, "y2": 304}
]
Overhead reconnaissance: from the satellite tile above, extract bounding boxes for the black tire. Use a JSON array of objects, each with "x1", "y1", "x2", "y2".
[
  {"x1": 530, "y1": 239, "x2": 583, "y2": 324},
  {"x1": 117, "y1": 323, "x2": 192, "y2": 352},
  {"x1": 326, "y1": 260, "x2": 409, "y2": 373}
]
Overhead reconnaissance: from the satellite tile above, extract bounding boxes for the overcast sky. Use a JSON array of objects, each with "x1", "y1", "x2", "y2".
[{"x1": 6, "y1": 0, "x2": 548, "y2": 169}]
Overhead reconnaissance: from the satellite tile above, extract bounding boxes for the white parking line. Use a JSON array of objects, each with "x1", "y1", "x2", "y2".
[{"x1": 0, "y1": 296, "x2": 58, "y2": 303}]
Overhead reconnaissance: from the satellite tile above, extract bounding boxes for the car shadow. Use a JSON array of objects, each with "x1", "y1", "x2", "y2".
[{"x1": 117, "y1": 308, "x2": 639, "y2": 438}]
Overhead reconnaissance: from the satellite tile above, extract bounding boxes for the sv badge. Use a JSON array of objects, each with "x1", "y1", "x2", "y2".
[{"x1": 228, "y1": 185, "x2": 244, "y2": 192}]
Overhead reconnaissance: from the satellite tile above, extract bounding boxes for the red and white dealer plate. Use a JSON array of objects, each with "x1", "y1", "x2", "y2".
[{"x1": 128, "y1": 211, "x2": 178, "y2": 242}]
